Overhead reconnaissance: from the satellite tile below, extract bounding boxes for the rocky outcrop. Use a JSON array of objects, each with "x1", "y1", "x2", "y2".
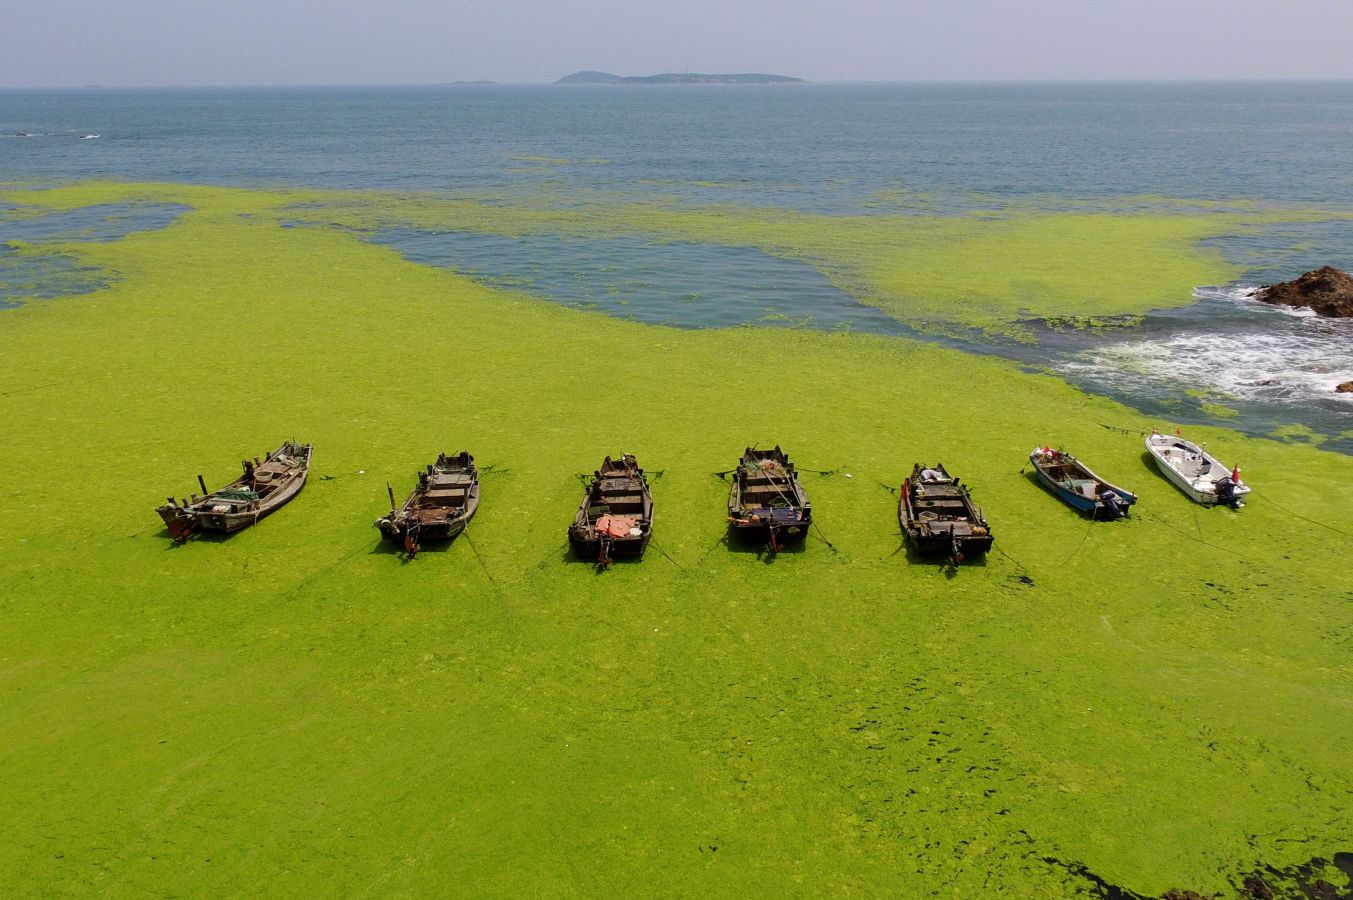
[
  {"x1": 1258, "y1": 266, "x2": 1353, "y2": 317},
  {"x1": 1337, "y1": 380, "x2": 1353, "y2": 393}
]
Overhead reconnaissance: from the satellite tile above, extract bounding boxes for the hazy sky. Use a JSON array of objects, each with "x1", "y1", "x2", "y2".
[{"x1": 5, "y1": 0, "x2": 1353, "y2": 87}]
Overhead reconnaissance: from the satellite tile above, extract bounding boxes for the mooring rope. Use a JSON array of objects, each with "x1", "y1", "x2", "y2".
[
  {"x1": 648, "y1": 536, "x2": 686, "y2": 572},
  {"x1": 1141, "y1": 510, "x2": 1244, "y2": 557},
  {"x1": 1055, "y1": 518, "x2": 1096, "y2": 568},
  {"x1": 992, "y1": 544, "x2": 1033, "y2": 577},
  {"x1": 534, "y1": 540, "x2": 569, "y2": 569},
  {"x1": 810, "y1": 522, "x2": 841, "y2": 556},
  {"x1": 1099, "y1": 422, "x2": 1152, "y2": 437},
  {"x1": 1252, "y1": 493, "x2": 1353, "y2": 539},
  {"x1": 463, "y1": 531, "x2": 498, "y2": 588}
]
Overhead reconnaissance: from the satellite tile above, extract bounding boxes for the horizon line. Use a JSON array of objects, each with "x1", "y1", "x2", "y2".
[{"x1": 4, "y1": 76, "x2": 1353, "y2": 91}]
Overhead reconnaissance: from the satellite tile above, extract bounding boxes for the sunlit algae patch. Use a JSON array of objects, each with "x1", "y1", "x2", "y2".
[{"x1": 0, "y1": 182, "x2": 1349, "y2": 897}]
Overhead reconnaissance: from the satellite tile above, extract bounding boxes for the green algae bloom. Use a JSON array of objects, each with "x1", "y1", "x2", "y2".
[
  {"x1": 19, "y1": 181, "x2": 1345, "y2": 335},
  {"x1": 0, "y1": 183, "x2": 1350, "y2": 897},
  {"x1": 1199, "y1": 402, "x2": 1241, "y2": 419}
]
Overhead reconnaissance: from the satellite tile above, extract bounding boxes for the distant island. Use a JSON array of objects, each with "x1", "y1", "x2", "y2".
[{"x1": 555, "y1": 71, "x2": 805, "y2": 85}]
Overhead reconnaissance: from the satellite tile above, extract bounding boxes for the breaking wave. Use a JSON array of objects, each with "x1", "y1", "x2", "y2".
[{"x1": 1057, "y1": 285, "x2": 1353, "y2": 408}]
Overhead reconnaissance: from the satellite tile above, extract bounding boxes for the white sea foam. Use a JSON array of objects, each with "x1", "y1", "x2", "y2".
[
  {"x1": 1218, "y1": 282, "x2": 1321, "y2": 318},
  {"x1": 1058, "y1": 286, "x2": 1353, "y2": 407}
]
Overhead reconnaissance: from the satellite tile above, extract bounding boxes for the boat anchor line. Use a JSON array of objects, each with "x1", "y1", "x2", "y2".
[
  {"x1": 810, "y1": 522, "x2": 842, "y2": 556},
  {"x1": 1253, "y1": 493, "x2": 1353, "y2": 539},
  {"x1": 647, "y1": 536, "x2": 686, "y2": 572},
  {"x1": 266, "y1": 539, "x2": 375, "y2": 605},
  {"x1": 1055, "y1": 518, "x2": 1096, "y2": 569},
  {"x1": 461, "y1": 531, "x2": 498, "y2": 588},
  {"x1": 1140, "y1": 509, "x2": 1244, "y2": 557},
  {"x1": 1099, "y1": 422, "x2": 1151, "y2": 437},
  {"x1": 991, "y1": 545, "x2": 1034, "y2": 580},
  {"x1": 534, "y1": 540, "x2": 569, "y2": 569},
  {"x1": 0, "y1": 380, "x2": 69, "y2": 399}
]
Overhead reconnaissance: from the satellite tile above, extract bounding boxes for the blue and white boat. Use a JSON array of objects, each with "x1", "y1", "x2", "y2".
[{"x1": 1029, "y1": 447, "x2": 1137, "y2": 519}]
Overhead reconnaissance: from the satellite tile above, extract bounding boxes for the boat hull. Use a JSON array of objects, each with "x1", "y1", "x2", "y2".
[
  {"x1": 156, "y1": 442, "x2": 312, "y2": 542},
  {"x1": 727, "y1": 514, "x2": 811, "y2": 545},
  {"x1": 568, "y1": 532, "x2": 651, "y2": 561},
  {"x1": 377, "y1": 513, "x2": 471, "y2": 545},
  {"x1": 570, "y1": 455, "x2": 655, "y2": 566},
  {"x1": 897, "y1": 464, "x2": 993, "y2": 562},
  {"x1": 899, "y1": 522, "x2": 994, "y2": 559},
  {"x1": 1145, "y1": 435, "x2": 1250, "y2": 508},
  {"x1": 726, "y1": 446, "x2": 812, "y2": 551},
  {"x1": 1029, "y1": 451, "x2": 1136, "y2": 519},
  {"x1": 1035, "y1": 471, "x2": 1100, "y2": 515},
  {"x1": 376, "y1": 452, "x2": 480, "y2": 553}
]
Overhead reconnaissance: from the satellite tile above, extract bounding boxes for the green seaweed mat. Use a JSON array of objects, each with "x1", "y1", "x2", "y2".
[{"x1": 0, "y1": 184, "x2": 1349, "y2": 897}]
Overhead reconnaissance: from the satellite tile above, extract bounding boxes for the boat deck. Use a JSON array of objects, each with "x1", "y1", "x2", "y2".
[{"x1": 1156, "y1": 443, "x2": 1221, "y2": 481}]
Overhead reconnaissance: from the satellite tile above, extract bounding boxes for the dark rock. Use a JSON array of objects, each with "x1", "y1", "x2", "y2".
[
  {"x1": 1242, "y1": 875, "x2": 1274, "y2": 899},
  {"x1": 1337, "y1": 381, "x2": 1353, "y2": 393},
  {"x1": 1257, "y1": 266, "x2": 1353, "y2": 317},
  {"x1": 1308, "y1": 879, "x2": 1340, "y2": 900}
]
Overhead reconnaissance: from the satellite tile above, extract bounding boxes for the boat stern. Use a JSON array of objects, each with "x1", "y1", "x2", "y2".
[{"x1": 156, "y1": 502, "x2": 199, "y2": 543}]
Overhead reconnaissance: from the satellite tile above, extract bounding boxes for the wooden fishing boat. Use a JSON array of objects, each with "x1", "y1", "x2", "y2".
[
  {"x1": 898, "y1": 463, "x2": 992, "y2": 562},
  {"x1": 157, "y1": 441, "x2": 312, "y2": 542},
  {"x1": 569, "y1": 454, "x2": 653, "y2": 568},
  {"x1": 1029, "y1": 447, "x2": 1136, "y2": 519},
  {"x1": 1145, "y1": 431, "x2": 1250, "y2": 508},
  {"x1": 376, "y1": 451, "x2": 480, "y2": 555},
  {"x1": 727, "y1": 446, "x2": 811, "y2": 552}
]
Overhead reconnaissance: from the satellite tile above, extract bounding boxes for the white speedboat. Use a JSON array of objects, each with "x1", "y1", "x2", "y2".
[{"x1": 1145, "y1": 432, "x2": 1250, "y2": 508}]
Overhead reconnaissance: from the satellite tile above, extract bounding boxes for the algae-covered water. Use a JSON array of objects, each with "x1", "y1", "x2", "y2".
[{"x1": 1, "y1": 86, "x2": 1351, "y2": 897}]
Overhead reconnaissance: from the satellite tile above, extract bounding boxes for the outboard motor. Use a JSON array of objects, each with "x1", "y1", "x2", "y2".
[
  {"x1": 1097, "y1": 487, "x2": 1125, "y2": 519},
  {"x1": 1215, "y1": 476, "x2": 1241, "y2": 510}
]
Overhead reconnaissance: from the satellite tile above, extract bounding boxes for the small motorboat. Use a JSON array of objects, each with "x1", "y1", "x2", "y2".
[
  {"x1": 157, "y1": 441, "x2": 312, "y2": 542},
  {"x1": 1029, "y1": 446, "x2": 1136, "y2": 519},
  {"x1": 898, "y1": 463, "x2": 993, "y2": 562},
  {"x1": 727, "y1": 446, "x2": 811, "y2": 552},
  {"x1": 1145, "y1": 431, "x2": 1250, "y2": 508},
  {"x1": 569, "y1": 454, "x2": 653, "y2": 568},
  {"x1": 376, "y1": 451, "x2": 480, "y2": 555}
]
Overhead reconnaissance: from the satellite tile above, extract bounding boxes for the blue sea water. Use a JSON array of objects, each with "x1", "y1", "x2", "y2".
[
  {"x1": 366, "y1": 228, "x2": 914, "y2": 333},
  {"x1": 6, "y1": 83, "x2": 1353, "y2": 205},
  {"x1": 2, "y1": 83, "x2": 1351, "y2": 446}
]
